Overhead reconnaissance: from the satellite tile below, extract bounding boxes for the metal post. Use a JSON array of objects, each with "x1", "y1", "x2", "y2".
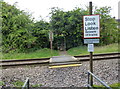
[
  {"x1": 88, "y1": 71, "x2": 112, "y2": 89},
  {"x1": 90, "y1": 52, "x2": 93, "y2": 86},
  {"x1": 22, "y1": 78, "x2": 29, "y2": 89},
  {"x1": 88, "y1": 72, "x2": 90, "y2": 89},
  {"x1": 27, "y1": 79, "x2": 29, "y2": 89},
  {"x1": 89, "y1": 1, "x2": 93, "y2": 86},
  {"x1": 89, "y1": 2, "x2": 92, "y2": 15}
]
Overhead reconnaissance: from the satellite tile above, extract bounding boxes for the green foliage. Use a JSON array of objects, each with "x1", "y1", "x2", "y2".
[
  {"x1": 50, "y1": 6, "x2": 118, "y2": 50},
  {"x1": 94, "y1": 6, "x2": 118, "y2": 45},
  {"x1": 32, "y1": 20, "x2": 50, "y2": 49},
  {"x1": 1, "y1": 1, "x2": 36, "y2": 53},
  {"x1": 1, "y1": 0, "x2": 118, "y2": 54},
  {"x1": 50, "y1": 7, "x2": 88, "y2": 49}
]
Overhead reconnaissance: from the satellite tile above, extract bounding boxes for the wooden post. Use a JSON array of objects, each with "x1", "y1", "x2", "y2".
[
  {"x1": 118, "y1": 1, "x2": 120, "y2": 29},
  {"x1": 89, "y1": 1, "x2": 93, "y2": 86},
  {"x1": 50, "y1": 40, "x2": 53, "y2": 56},
  {"x1": 49, "y1": 31, "x2": 53, "y2": 56},
  {"x1": 90, "y1": 51, "x2": 93, "y2": 86}
]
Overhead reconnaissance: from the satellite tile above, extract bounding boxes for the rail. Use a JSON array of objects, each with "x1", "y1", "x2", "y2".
[
  {"x1": 88, "y1": 71, "x2": 112, "y2": 89},
  {"x1": 1, "y1": 52, "x2": 119, "y2": 67},
  {"x1": 22, "y1": 78, "x2": 29, "y2": 89}
]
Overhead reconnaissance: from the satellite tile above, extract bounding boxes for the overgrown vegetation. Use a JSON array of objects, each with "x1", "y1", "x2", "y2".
[{"x1": 1, "y1": 1, "x2": 119, "y2": 55}]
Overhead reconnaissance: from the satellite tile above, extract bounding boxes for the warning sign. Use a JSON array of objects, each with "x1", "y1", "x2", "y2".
[{"x1": 83, "y1": 15, "x2": 100, "y2": 38}]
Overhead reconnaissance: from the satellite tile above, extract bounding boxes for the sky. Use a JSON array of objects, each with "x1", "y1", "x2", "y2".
[{"x1": 4, "y1": 0, "x2": 120, "y2": 22}]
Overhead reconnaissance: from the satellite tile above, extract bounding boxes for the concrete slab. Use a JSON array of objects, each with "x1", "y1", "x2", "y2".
[{"x1": 50, "y1": 55, "x2": 78, "y2": 63}]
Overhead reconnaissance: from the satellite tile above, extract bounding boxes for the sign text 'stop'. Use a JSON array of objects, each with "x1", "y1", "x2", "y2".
[{"x1": 83, "y1": 15, "x2": 100, "y2": 38}]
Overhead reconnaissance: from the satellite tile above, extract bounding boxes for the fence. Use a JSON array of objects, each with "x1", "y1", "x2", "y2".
[
  {"x1": 22, "y1": 78, "x2": 29, "y2": 89},
  {"x1": 88, "y1": 71, "x2": 112, "y2": 89}
]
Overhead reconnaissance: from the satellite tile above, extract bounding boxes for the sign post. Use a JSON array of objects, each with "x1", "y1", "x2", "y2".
[
  {"x1": 89, "y1": 2, "x2": 93, "y2": 86},
  {"x1": 83, "y1": 2, "x2": 100, "y2": 86},
  {"x1": 49, "y1": 31, "x2": 53, "y2": 56}
]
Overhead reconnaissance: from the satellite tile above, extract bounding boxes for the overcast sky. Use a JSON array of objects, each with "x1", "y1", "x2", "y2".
[{"x1": 4, "y1": 0, "x2": 120, "y2": 21}]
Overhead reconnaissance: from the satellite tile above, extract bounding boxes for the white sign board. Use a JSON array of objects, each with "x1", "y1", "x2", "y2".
[
  {"x1": 83, "y1": 15, "x2": 100, "y2": 38},
  {"x1": 88, "y1": 44, "x2": 94, "y2": 52}
]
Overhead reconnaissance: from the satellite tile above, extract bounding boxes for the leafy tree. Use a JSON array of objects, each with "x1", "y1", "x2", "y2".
[
  {"x1": 94, "y1": 6, "x2": 118, "y2": 45},
  {"x1": 1, "y1": 0, "x2": 118, "y2": 53},
  {"x1": 32, "y1": 20, "x2": 50, "y2": 49},
  {"x1": 1, "y1": 1, "x2": 36, "y2": 52},
  {"x1": 50, "y1": 6, "x2": 118, "y2": 50},
  {"x1": 50, "y1": 7, "x2": 88, "y2": 50}
]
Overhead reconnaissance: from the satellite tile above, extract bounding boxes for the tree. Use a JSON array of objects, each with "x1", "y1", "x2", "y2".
[
  {"x1": 50, "y1": 6, "x2": 118, "y2": 50},
  {"x1": 32, "y1": 20, "x2": 50, "y2": 49},
  {"x1": 50, "y1": 7, "x2": 88, "y2": 50},
  {"x1": 94, "y1": 6, "x2": 118, "y2": 45},
  {"x1": 1, "y1": 1, "x2": 36, "y2": 52},
  {"x1": 1, "y1": 1, "x2": 118, "y2": 53}
]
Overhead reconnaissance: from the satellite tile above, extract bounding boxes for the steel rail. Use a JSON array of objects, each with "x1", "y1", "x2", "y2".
[
  {"x1": 0, "y1": 52, "x2": 119, "y2": 67},
  {"x1": 0, "y1": 58, "x2": 50, "y2": 63},
  {"x1": 74, "y1": 52, "x2": 119, "y2": 58}
]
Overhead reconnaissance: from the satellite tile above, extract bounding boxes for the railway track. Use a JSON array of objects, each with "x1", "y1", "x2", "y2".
[{"x1": 0, "y1": 52, "x2": 119, "y2": 67}]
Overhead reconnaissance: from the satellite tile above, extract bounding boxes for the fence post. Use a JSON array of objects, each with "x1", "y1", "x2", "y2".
[
  {"x1": 87, "y1": 71, "x2": 112, "y2": 89},
  {"x1": 22, "y1": 78, "x2": 29, "y2": 89},
  {"x1": 88, "y1": 72, "x2": 90, "y2": 89},
  {"x1": 27, "y1": 78, "x2": 29, "y2": 89}
]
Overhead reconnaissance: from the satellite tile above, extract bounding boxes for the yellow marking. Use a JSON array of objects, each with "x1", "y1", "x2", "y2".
[{"x1": 49, "y1": 64, "x2": 82, "y2": 68}]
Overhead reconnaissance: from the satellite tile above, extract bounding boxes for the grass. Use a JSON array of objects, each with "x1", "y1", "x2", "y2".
[
  {"x1": 12, "y1": 80, "x2": 42, "y2": 87},
  {"x1": 12, "y1": 80, "x2": 24, "y2": 87},
  {"x1": 109, "y1": 83, "x2": 120, "y2": 88},
  {"x1": 32, "y1": 84, "x2": 42, "y2": 87},
  {"x1": 8, "y1": 81, "x2": 120, "y2": 88},
  {"x1": 0, "y1": 81, "x2": 5, "y2": 86},
  {"x1": 67, "y1": 45, "x2": 88, "y2": 56},
  {"x1": 1, "y1": 80, "x2": 119, "y2": 88},
  {"x1": 2, "y1": 48, "x2": 59, "y2": 60},
  {"x1": 67, "y1": 43, "x2": 118, "y2": 56},
  {"x1": 94, "y1": 43, "x2": 118, "y2": 54},
  {"x1": 2, "y1": 43, "x2": 118, "y2": 60},
  {"x1": 93, "y1": 83, "x2": 120, "y2": 89}
]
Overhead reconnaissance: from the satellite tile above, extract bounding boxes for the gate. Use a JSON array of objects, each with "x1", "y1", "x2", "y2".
[{"x1": 88, "y1": 71, "x2": 112, "y2": 89}]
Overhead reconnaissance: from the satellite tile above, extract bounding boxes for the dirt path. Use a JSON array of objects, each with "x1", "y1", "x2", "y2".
[{"x1": 59, "y1": 51, "x2": 68, "y2": 56}]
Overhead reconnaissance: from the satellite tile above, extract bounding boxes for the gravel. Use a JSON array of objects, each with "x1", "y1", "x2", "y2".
[{"x1": 1, "y1": 59, "x2": 119, "y2": 87}]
